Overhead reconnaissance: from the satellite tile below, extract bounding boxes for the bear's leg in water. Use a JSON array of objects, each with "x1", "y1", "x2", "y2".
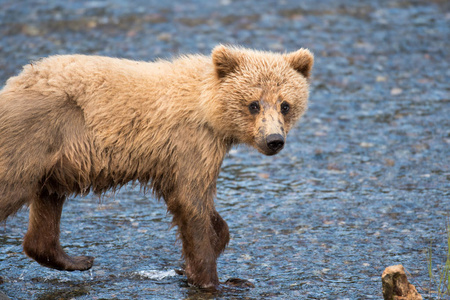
[
  {"x1": 23, "y1": 189, "x2": 94, "y2": 271},
  {"x1": 172, "y1": 204, "x2": 220, "y2": 289}
]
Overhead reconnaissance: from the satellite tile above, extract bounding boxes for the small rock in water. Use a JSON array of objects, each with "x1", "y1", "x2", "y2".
[
  {"x1": 224, "y1": 278, "x2": 255, "y2": 288},
  {"x1": 381, "y1": 265, "x2": 422, "y2": 300}
]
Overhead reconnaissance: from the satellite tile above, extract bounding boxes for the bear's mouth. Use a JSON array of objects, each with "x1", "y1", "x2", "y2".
[{"x1": 259, "y1": 146, "x2": 284, "y2": 156}]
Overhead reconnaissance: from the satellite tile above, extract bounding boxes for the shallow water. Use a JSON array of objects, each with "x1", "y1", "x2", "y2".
[{"x1": 0, "y1": 0, "x2": 449, "y2": 299}]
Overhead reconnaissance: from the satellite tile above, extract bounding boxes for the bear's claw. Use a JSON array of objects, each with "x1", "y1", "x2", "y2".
[
  {"x1": 30, "y1": 252, "x2": 95, "y2": 271},
  {"x1": 62, "y1": 255, "x2": 95, "y2": 271}
]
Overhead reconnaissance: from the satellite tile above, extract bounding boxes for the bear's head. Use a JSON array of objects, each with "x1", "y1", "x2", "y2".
[{"x1": 210, "y1": 45, "x2": 314, "y2": 156}]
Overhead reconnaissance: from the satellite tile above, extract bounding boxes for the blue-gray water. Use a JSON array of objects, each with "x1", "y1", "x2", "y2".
[{"x1": 0, "y1": 0, "x2": 449, "y2": 299}]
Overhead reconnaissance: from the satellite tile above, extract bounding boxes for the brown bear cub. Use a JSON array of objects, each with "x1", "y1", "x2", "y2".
[{"x1": 0, "y1": 45, "x2": 313, "y2": 289}]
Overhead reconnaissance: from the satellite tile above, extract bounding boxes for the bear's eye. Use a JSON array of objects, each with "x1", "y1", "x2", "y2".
[
  {"x1": 280, "y1": 101, "x2": 290, "y2": 115},
  {"x1": 248, "y1": 101, "x2": 260, "y2": 115}
]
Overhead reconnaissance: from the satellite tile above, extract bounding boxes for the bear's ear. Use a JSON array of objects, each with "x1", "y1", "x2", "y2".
[
  {"x1": 211, "y1": 45, "x2": 240, "y2": 79},
  {"x1": 284, "y1": 48, "x2": 314, "y2": 79}
]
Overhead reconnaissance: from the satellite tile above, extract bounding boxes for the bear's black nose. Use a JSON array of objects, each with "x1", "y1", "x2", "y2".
[{"x1": 266, "y1": 134, "x2": 285, "y2": 152}]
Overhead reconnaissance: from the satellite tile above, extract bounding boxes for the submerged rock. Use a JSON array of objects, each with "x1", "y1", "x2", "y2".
[{"x1": 381, "y1": 265, "x2": 422, "y2": 300}]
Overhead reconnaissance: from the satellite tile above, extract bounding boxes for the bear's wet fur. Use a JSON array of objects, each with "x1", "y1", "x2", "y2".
[{"x1": 0, "y1": 45, "x2": 313, "y2": 289}]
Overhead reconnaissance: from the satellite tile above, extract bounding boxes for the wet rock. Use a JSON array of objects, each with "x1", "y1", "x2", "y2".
[
  {"x1": 0, "y1": 290, "x2": 10, "y2": 300},
  {"x1": 381, "y1": 265, "x2": 422, "y2": 300},
  {"x1": 224, "y1": 278, "x2": 255, "y2": 288}
]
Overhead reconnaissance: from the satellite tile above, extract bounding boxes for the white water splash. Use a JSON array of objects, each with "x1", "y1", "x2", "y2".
[{"x1": 135, "y1": 269, "x2": 177, "y2": 280}]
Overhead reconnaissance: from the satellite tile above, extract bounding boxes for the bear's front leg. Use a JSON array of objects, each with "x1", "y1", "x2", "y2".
[
  {"x1": 172, "y1": 207, "x2": 224, "y2": 289},
  {"x1": 171, "y1": 199, "x2": 256, "y2": 289}
]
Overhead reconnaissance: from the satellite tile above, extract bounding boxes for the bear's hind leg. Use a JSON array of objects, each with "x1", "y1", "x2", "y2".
[{"x1": 23, "y1": 190, "x2": 94, "y2": 271}]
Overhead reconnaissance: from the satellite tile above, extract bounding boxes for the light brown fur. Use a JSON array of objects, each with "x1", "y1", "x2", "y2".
[{"x1": 0, "y1": 45, "x2": 313, "y2": 289}]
